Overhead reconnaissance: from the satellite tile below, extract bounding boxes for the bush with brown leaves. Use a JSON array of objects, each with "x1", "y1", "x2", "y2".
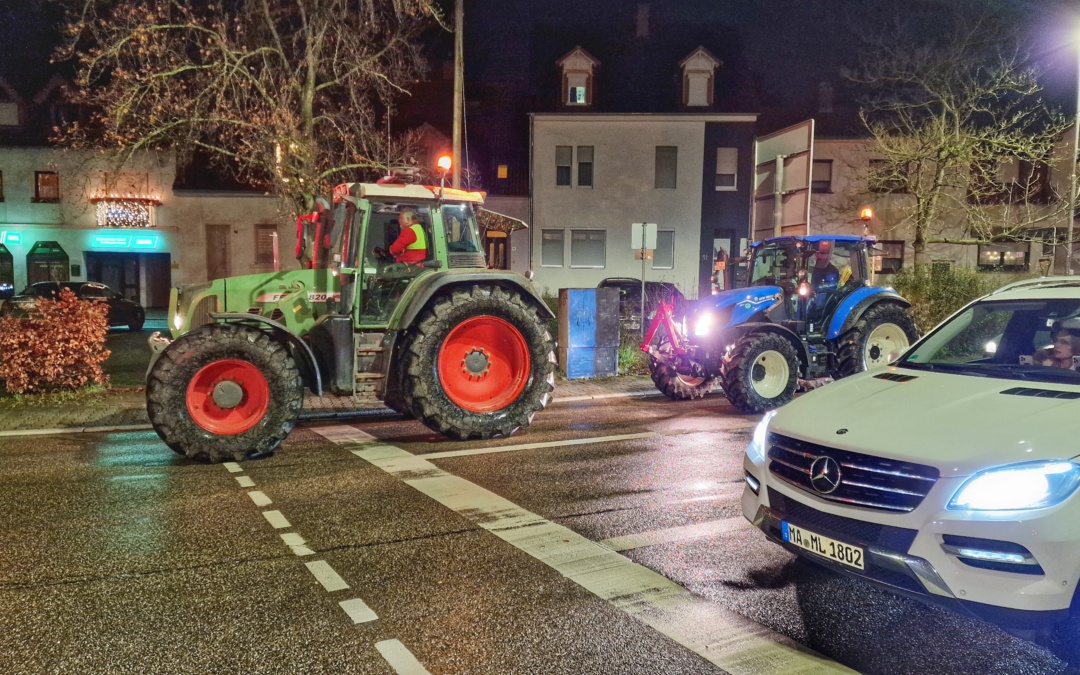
[{"x1": 0, "y1": 288, "x2": 111, "y2": 394}]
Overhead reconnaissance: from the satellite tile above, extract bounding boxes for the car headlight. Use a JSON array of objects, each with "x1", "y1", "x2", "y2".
[
  {"x1": 746, "y1": 410, "x2": 779, "y2": 465},
  {"x1": 694, "y1": 312, "x2": 713, "y2": 337},
  {"x1": 948, "y1": 460, "x2": 1080, "y2": 511}
]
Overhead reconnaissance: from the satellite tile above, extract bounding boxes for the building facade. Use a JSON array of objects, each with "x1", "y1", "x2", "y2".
[{"x1": 529, "y1": 113, "x2": 756, "y2": 300}]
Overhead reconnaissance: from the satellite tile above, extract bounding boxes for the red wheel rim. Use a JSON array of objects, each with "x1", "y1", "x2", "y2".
[
  {"x1": 186, "y1": 359, "x2": 270, "y2": 435},
  {"x1": 438, "y1": 316, "x2": 530, "y2": 413}
]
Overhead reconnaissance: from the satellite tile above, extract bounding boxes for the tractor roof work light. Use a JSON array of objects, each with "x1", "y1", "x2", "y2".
[{"x1": 437, "y1": 155, "x2": 453, "y2": 173}]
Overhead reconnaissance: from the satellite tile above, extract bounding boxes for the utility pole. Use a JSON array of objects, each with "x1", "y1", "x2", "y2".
[{"x1": 452, "y1": 0, "x2": 463, "y2": 189}]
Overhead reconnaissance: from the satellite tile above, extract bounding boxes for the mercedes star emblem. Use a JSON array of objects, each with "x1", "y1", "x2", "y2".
[{"x1": 809, "y1": 456, "x2": 843, "y2": 494}]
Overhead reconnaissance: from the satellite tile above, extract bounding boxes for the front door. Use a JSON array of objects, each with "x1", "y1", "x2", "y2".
[{"x1": 86, "y1": 252, "x2": 140, "y2": 302}]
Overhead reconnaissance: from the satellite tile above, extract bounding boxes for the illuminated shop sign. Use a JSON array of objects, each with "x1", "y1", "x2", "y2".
[
  {"x1": 91, "y1": 233, "x2": 161, "y2": 250},
  {"x1": 1, "y1": 231, "x2": 21, "y2": 246}
]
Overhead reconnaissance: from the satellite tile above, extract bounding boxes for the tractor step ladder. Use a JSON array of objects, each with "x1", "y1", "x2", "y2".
[{"x1": 353, "y1": 332, "x2": 387, "y2": 402}]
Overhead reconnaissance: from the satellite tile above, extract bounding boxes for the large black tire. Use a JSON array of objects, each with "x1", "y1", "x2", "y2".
[
  {"x1": 721, "y1": 332, "x2": 800, "y2": 413},
  {"x1": 648, "y1": 325, "x2": 716, "y2": 400},
  {"x1": 835, "y1": 303, "x2": 920, "y2": 378},
  {"x1": 146, "y1": 323, "x2": 304, "y2": 462},
  {"x1": 400, "y1": 285, "x2": 556, "y2": 440}
]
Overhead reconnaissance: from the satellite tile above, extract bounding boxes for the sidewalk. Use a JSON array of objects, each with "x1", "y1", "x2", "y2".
[{"x1": 0, "y1": 375, "x2": 685, "y2": 434}]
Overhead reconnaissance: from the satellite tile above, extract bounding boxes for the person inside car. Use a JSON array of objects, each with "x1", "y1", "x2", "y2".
[{"x1": 1031, "y1": 322, "x2": 1080, "y2": 369}]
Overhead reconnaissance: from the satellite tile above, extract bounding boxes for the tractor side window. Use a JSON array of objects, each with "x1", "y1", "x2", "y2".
[
  {"x1": 830, "y1": 241, "x2": 865, "y2": 287},
  {"x1": 441, "y1": 203, "x2": 482, "y2": 253}
]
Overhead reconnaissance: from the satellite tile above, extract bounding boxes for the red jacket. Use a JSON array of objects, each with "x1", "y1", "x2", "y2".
[{"x1": 389, "y1": 223, "x2": 427, "y2": 263}]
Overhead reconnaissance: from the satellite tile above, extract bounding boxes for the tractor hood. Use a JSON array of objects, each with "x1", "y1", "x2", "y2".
[{"x1": 689, "y1": 286, "x2": 784, "y2": 329}]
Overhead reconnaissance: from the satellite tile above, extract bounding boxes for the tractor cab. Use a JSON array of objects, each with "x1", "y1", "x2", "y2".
[{"x1": 746, "y1": 234, "x2": 871, "y2": 333}]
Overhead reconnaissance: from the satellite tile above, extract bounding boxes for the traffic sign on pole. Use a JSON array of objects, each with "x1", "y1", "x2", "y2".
[{"x1": 631, "y1": 222, "x2": 657, "y2": 250}]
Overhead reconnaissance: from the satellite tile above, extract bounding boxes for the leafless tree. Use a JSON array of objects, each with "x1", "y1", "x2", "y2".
[
  {"x1": 55, "y1": 0, "x2": 445, "y2": 214},
  {"x1": 848, "y1": 10, "x2": 1072, "y2": 265}
]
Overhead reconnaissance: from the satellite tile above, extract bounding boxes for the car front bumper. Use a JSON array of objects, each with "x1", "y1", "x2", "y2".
[{"x1": 743, "y1": 453, "x2": 1080, "y2": 628}]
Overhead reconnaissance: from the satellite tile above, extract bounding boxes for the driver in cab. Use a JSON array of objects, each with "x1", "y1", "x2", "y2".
[
  {"x1": 811, "y1": 241, "x2": 841, "y2": 292},
  {"x1": 388, "y1": 209, "x2": 427, "y2": 264}
]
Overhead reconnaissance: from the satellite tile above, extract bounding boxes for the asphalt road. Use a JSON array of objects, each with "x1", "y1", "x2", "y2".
[{"x1": 0, "y1": 394, "x2": 1077, "y2": 674}]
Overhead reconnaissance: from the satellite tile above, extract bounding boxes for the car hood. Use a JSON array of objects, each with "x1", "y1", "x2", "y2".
[{"x1": 770, "y1": 367, "x2": 1080, "y2": 477}]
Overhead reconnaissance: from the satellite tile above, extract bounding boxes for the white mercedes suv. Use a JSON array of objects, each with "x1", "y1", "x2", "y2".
[{"x1": 742, "y1": 277, "x2": 1080, "y2": 629}]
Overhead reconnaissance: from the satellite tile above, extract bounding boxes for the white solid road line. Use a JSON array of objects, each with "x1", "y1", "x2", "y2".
[
  {"x1": 314, "y1": 425, "x2": 853, "y2": 675},
  {"x1": 338, "y1": 597, "x2": 378, "y2": 624},
  {"x1": 375, "y1": 640, "x2": 432, "y2": 675},
  {"x1": 421, "y1": 431, "x2": 658, "y2": 459},
  {"x1": 305, "y1": 560, "x2": 350, "y2": 592},
  {"x1": 261, "y1": 510, "x2": 291, "y2": 529},
  {"x1": 600, "y1": 517, "x2": 751, "y2": 552}
]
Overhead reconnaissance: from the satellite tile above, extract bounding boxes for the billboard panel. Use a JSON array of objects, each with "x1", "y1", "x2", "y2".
[{"x1": 751, "y1": 119, "x2": 814, "y2": 242}]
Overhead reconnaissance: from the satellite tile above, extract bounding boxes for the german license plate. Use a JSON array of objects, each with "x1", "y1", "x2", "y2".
[{"x1": 782, "y1": 521, "x2": 864, "y2": 570}]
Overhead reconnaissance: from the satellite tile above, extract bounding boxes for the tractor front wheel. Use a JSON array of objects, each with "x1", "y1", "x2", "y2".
[
  {"x1": 721, "y1": 333, "x2": 800, "y2": 414},
  {"x1": 648, "y1": 326, "x2": 716, "y2": 400},
  {"x1": 400, "y1": 285, "x2": 556, "y2": 440},
  {"x1": 146, "y1": 323, "x2": 304, "y2": 462},
  {"x1": 836, "y1": 304, "x2": 920, "y2": 378}
]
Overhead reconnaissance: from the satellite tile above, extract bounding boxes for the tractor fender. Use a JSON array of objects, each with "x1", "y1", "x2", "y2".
[
  {"x1": 721, "y1": 321, "x2": 810, "y2": 372},
  {"x1": 388, "y1": 270, "x2": 555, "y2": 331},
  {"x1": 826, "y1": 287, "x2": 911, "y2": 340},
  {"x1": 209, "y1": 313, "x2": 323, "y2": 396}
]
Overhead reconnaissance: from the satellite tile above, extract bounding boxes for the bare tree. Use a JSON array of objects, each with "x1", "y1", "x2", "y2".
[
  {"x1": 848, "y1": 10, "x2": 1072, "y2": 265},
  {"x1": 56, "y1": 0, "x2": 444, "y2": 214}
]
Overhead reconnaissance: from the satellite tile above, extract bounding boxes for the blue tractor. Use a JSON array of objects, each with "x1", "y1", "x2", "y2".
[{"x1": 641, "y1": 235, "x2": 920, "y2": 413}]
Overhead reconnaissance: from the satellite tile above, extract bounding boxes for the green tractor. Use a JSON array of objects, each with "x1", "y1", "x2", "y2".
[{"x1": 146, "y1": 178, "x2": 556, "y2": 463}]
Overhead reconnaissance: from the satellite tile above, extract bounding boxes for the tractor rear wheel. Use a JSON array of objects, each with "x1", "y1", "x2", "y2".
[
  {"x1": 400, "y1": 285, "x2": 556, "y2": 440},
  {"x1": 721, "y1": 332, "x2": 800, "y2": 414},
  {"x1": 146, "y1": 323, "x2": 304, "y2": 462},
  {"x1": 836, "y1": 304, "x2": 920, "y2": 378},
  {"x1": 648, "y1": 326, "x2": 716, "y2": 400}
]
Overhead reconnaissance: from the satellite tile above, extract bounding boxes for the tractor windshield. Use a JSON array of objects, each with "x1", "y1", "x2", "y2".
[{"x1": 748, "y1": 241, "x2": 801, "y2": 286}]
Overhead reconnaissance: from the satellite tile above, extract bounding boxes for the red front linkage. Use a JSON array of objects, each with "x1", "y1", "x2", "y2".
[{"x1": 639, "y1": 301, "x2": 689, "y2": 356}]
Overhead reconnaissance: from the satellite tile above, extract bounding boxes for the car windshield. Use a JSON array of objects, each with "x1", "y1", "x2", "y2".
[{"x1": 899, "y1": 298, "x2": 1080, "y2": 384}]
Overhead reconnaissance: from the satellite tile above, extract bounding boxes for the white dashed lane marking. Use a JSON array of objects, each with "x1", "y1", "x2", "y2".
[
  {"x1": 375, "y1": 639, "x2": 432, "y2": 675},
  {"x1": 222, "y1": 462, "x2": 243, "y2": 473},
  {"x1": 261, "y1": 510, "x2": 291, "y2": 529},
  {"x1": 313, "y1": 423, "x2": 853, "y2": 675},
  {"x1": 280, "y1": 532, "x2": 316, "y2": 556},
  {"x1": 339, "y1": 598, "x2": 379, "y2": 624},
  {"x1": 248, "y1": 491, "x2": 272, "y2": 507},
  {"x1": 235, "y1": 476, "x2": 255, "y2": 487},
  {"x1": 305, "y1": 560, "x2": 350, "y2": 592}
]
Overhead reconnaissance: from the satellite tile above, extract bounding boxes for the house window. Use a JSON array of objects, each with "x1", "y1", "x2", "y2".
[
  {"x1": 556, "y1": 146, "x2": 572, "y2": 187},
  {"x1": 254, "y1": 224, "x2": 279, "y2": 266},
  {"x1": 655, "y1": 146, "x2": 678, "y2": 190},
  {"x1": 541, "y1": 229, "x2": 564, "y2": 267},
  {"x1": 577, "y1": 146, "x2": 594, "y2": 187},
  {"x1": 869, "y1": 159, "x2": 908, "y2": 193},
  {"x1": 497, "y1": 164, "x2": 508, "y2": 179},
  {"x1": 715, "y1": 147, "x2": 737, "y2": 190},
  {"x1": 34, "y1": 171, "x2": 60, "y2": 203},
  {"x1": 811, "y1": 160, "x2": 833, "y2": 193},
  {"x1": 567, "y1": 73, "x2": 588, "y2": 104},
  {"x1": 653, "y1": 230, "x2": 674, "y2": 269},
  {"x1": 876, "y1": 240, "x2": 905, "y2": 274},
  {"x1": 686, "y1": 73, "x2": 710, "y2": 107},
  {"x1": 977, "y1": 243, "x2": 1029, "y2": 271},
  {"x1": 570, "y1": 229, "x2": 606, "y2": 268},
  {"x1": 0, "y1": 102, "x2": 17, "y2": 127}
]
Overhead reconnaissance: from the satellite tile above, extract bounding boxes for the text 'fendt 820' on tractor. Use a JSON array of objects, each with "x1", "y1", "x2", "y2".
[
  {"x1": 642, "y1": 234, "x2": 920, "y2": 414},
  {"x1": 146, "y1": 173, "x2": 557, "y2": 463}
]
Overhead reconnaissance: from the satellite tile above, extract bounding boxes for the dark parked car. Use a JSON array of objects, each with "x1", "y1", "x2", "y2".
[
  {"x1": 597, "y1": 277, "x2": 686, "y2": 329},
  {"x1": 0, "y1": 281, "x2": 145, "y2": 331}
]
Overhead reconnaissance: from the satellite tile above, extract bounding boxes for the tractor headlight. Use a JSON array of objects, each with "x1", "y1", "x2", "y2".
[
  {"x1": 746, "y1": 410, "x2": 778, "y2": 465},
  {"x1": 694, "y1": 312, "x2": 714, "y2": 337},
  {"x1": 948, "y1": 460, "x2": 1080, "y2": 511}
]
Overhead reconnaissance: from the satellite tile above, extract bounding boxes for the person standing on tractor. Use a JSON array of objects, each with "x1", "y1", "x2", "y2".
[{"x1": 389, "y1": 209, "x2": 427, "y2": 264}]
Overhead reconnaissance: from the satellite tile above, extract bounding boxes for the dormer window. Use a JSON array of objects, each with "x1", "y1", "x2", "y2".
[
  {"x1": 679, "y1": 47, "x2": 721, "y2": 108},
  {"x1": 557, "y1": 46, "x2": 600, "y2": 108}
]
